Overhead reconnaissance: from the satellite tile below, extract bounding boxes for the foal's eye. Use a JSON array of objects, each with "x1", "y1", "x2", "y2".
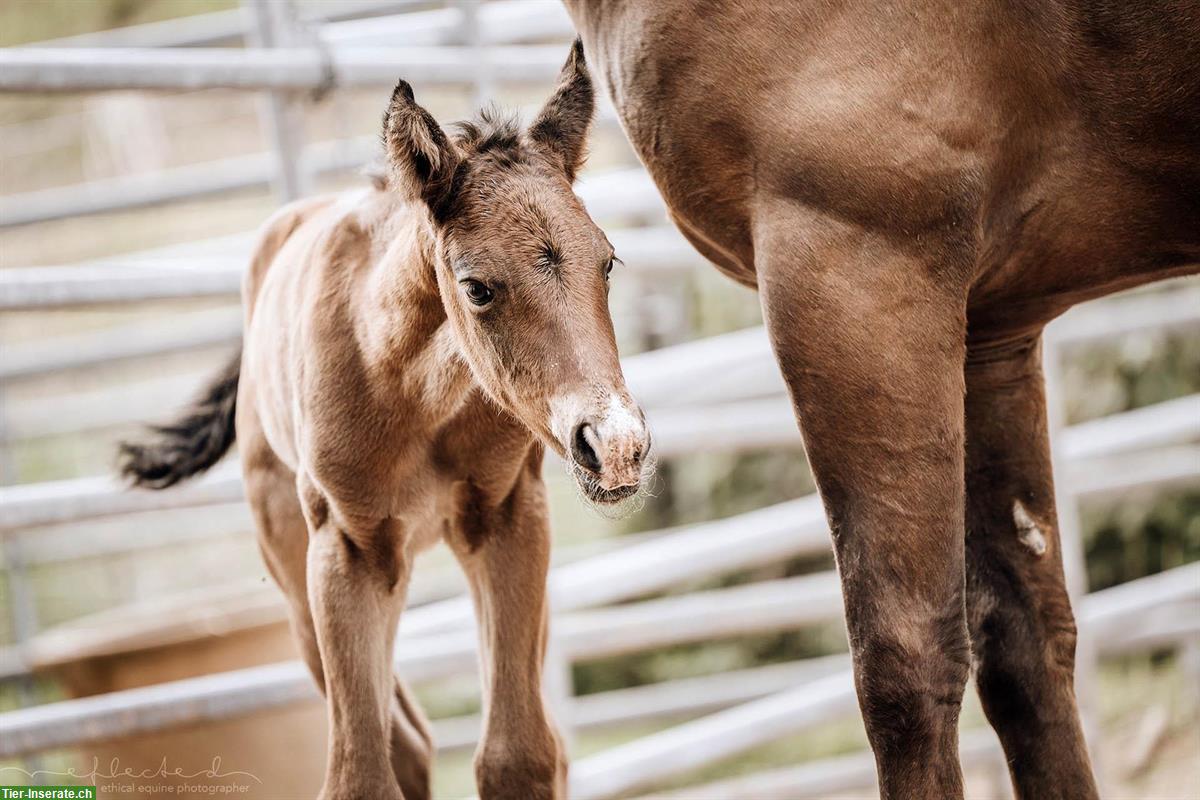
[
  {"x1": 605, "y1": 258, "x2": 615, "y2": 281},
  {"x1": 461, "y1": 279, "x2": 494, "y2": 306}
]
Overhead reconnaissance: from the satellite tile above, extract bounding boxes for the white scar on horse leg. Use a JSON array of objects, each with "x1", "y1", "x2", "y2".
[{"x1": 1012, "y1": 500, "x2": 1048, "y2": 556}]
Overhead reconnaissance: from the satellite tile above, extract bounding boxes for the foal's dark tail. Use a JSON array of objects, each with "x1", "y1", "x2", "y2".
[{"x1": 118, "y1": 350, "x2": 241, "y2": 489}]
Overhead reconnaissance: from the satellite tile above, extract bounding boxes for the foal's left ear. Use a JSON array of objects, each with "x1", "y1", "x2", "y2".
[{"x1": 528, "y1": 38, "x2": 594, "y2": 182}]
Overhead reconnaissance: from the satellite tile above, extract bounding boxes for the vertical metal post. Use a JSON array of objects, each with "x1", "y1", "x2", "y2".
[
  {"x1": 455, "y1": 0, "x2": 493, "y2": 110},
  {"x1": 1181, "y1": 638, "x2": 1200, "y2": 716},
  {"x1": 244, "y1": 0, "x2": 308, "y2": 203},
  {"x1": 543, "y1": 610, "x2": 575, "y2": 754},
  {"x1": 0, "y1": 348, "x2": 46, "y2": 782},
  {"x1": 0, "y1": 370, "x2": 39, "y2": 656},
  {"x1": 986, "y1": 754, "x2": 1013, "y2": 800},
  {"x1": 1043, "y1": 337, "x2": 1103, "y2": 783}
]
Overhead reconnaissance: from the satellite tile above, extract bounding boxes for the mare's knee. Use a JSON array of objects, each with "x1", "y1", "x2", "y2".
[
  {"x1": 853, "y1": 605, "x2": 971, "y2": 753},
  {"x1": 972, "y1": 597, "x2": 1079, "y2": 728}
]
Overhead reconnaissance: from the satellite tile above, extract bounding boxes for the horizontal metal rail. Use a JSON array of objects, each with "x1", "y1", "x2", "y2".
[
  {"x1": 0, "y1": 101, "x2": 624, "y2": 228},
  {"x1": 31, "y1": 0, "x2": 428, "y2": 48},
  {"x1": 318, "y1": 0, "x2": 574, "y2": 47},
  {"x1": 0, "y1": 45, "x2": 567, "y2": 93},
  {"x1": 637, "y1": 729, "x2": 1004, "y2": 800},
  {"x1": 0, "y1": 558, "x2": 1195, "y2": 758},
  {"x1": 0, "y1": 135, "x2": 378, "y2": 229},
  {"x1": 0, "y1": 263, "x2": 245, "y2": 311},
  {"x1": 0, "y1": 308, "x2": 243, "y2": 381},
  {"x1": 571, "y1": 671, "x2": 859, "y2": 800},
  {"x1": 570, "y1": 564, "x2": 1200, "y2": 799},
  {"x1": 0, "y1": 465, "x2": 245, "y2": 533},
  {"x1": 26, "y1": 0, "x2": 566, "y2": 52},
  {"x1": 3, "y1": 388, "x2": 1194, "y2": 531},
  {"x1": 1067, "y1": 445, "x2": 1200, "y2": 499},
  {"x1": 433, "y1": 656, "x2": 852, "y2": 752},
  {"x1": 1047, "y1": 281, "x2": 1200, "y2": 348}
]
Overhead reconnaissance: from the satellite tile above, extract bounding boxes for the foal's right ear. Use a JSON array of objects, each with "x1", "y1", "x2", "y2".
[
  {"x1": 528, "y1": 38, "x2": 594, "y2": 182},
  {"x1": 383, "y1": 80, "x2": 461, "y2": 221}
]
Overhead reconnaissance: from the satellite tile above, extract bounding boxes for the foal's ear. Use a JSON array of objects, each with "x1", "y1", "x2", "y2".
[
  {"x1": 528, "y1": 38, "x2": 594, "y2": 182},
  {"x1": 383, "y1": 80, "x2": 461, "y2": 221}
]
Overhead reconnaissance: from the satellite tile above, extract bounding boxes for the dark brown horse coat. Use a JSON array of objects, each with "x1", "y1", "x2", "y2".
[{"x1": 564, "y1": 2, "x2": 1198, "y2": 798}]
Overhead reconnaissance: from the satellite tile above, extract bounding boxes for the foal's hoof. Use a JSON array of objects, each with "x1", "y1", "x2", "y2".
[
  {"x1": 317, "y1": 781, "x2": 404, "y2": 800},
  {"x1": 477, "y1": 753, "x2": 560, "y2": 800}
]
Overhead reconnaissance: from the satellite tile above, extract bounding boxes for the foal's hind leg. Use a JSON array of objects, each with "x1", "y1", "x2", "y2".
[
  {"x1": 757, "y1": 215, "x2": 971, "y2": 798},
  {"x1": 240, "y1": 427, "x2": 432, "y2": 799},
  {"x1": 964, "y1": 336, "x2": 1098, "y2": 799}
]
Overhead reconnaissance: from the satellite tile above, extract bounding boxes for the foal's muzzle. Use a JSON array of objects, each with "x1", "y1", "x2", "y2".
[{"x1": 557, "y1": 393, "x2": 651, "y2": 504}]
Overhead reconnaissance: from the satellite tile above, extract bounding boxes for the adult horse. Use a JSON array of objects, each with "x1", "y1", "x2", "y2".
[{"x1": 564, "y1": 2, "x2": 1199, "y2": 797}]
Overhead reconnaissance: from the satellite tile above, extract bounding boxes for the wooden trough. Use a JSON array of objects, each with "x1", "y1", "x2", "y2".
[{"x1": 27, "y1": 582, "x2": 327, "y2": 797}]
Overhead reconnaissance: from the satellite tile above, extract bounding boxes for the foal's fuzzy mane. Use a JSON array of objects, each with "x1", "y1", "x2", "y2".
[
  {"x1": 367, "y1": 106, "x2": 529, "y2": 191},
  {"x1": 453, "y1": 105, "x2": 524, "y2": 163}
]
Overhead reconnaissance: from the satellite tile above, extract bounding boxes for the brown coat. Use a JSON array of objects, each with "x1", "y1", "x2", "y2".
[{"x1": 564, "y1": 3, "x2": 1197, "y2": 798}]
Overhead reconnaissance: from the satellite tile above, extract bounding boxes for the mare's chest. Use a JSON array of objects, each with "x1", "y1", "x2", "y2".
[
  {"x1": 592, "y1": 6, "x2": 1199, "y2": 320},
  {"x1": 589, "y1": 2, "x2": 994, "y2": 287}
]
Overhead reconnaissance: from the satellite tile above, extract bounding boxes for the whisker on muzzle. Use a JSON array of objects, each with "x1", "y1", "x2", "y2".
[{"x1": 566, "y1": 447, "x2": 660, "y2": 520}]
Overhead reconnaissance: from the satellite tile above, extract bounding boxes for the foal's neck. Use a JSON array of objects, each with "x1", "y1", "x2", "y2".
[{"x1": 356, "y1": 202, "x2": 473, "y2": 423}]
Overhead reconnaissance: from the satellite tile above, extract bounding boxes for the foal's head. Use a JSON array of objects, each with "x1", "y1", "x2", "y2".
[{"x1": 383, "y1": 41, "x2": 651, "y2": 504}]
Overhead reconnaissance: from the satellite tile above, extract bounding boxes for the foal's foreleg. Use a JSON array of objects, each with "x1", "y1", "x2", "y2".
[
  {"x1": 302, "y1": 480, "x2": 412, "y2": 800},
  {"x1": 758, "y1": 219, "x2": 971, "y2": 799},
  {"x1": 965, "y1": 337, "x2": 1098, "y2": 799},
  {"x1": 447, "y1": 473, "x2": 565, "y2": 800},
  {"x1": 243, "y1": 430, "x2": 431, "y2": 799},
  {"x1": 256, "y1": 501, "x2": 432, "y2": 799}
]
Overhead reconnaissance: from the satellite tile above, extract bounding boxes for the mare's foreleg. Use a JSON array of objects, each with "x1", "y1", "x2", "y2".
[
  {"x1": 758, "y1": 212, "x2": 971, "y2": 799},
  {"x1": 964, "y1": 336, "x2": 1098, "y2": 799}
]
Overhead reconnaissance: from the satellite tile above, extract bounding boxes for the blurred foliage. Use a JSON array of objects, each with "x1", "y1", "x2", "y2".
[
  {"x1": 1063, "y1": 326, "x2": 1200, "y2": 425},
  {"x1": 0, "y1": 0, "x2": 235, "y2": 48},
  {"x1": 1084, "y1": 490, "x2": 1200, "y2": 592},
  {"x1": 1063, "y1": 321, "x2": 1200, "y2": 592}
]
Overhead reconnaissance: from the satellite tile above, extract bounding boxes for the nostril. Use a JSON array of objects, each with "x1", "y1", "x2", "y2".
[{"x1": 571, "y1": 422, "x2": 602, "y2": 474}]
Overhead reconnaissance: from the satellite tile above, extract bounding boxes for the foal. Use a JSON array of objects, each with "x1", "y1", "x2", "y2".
[{"x1": 120, "y1": 43, "x2": 649, "y2": 800}]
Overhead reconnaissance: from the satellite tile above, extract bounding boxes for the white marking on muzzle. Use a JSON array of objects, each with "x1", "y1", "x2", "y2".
[
  {"x1": 600, "y1": 392, "x2": 646, "y2": 442},
  {"x1": 1013, "y1": 500, "x2": 1048, "y2": 556}
]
